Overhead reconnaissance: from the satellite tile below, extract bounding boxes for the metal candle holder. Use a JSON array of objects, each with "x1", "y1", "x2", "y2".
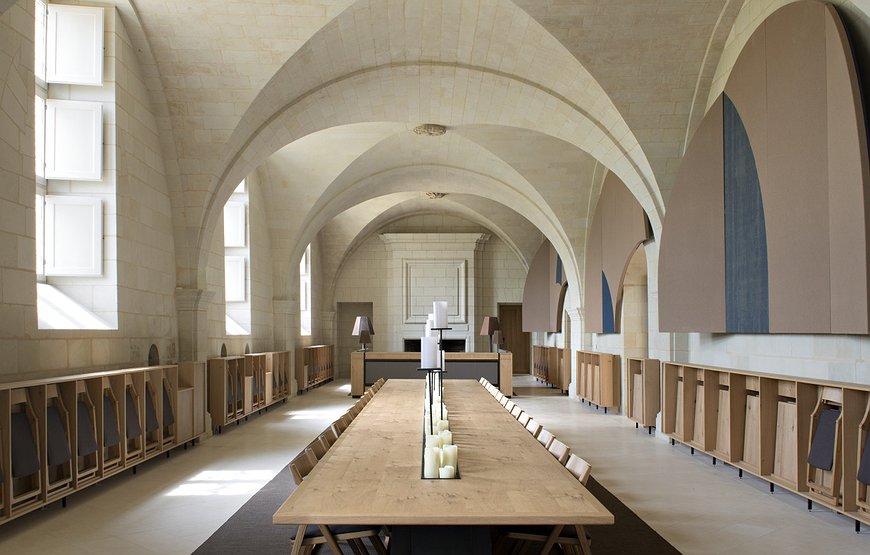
[{"x1": 418, "y1": 327, "x2": 451, "y2": 434}]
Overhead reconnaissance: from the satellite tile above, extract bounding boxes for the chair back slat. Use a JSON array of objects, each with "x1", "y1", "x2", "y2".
[
  {"x1": 525, "y1": 419, "x2": 542, "y2": 438},
  {"x1": 547, "y1": 438, "x2": 570, "y2": 464},
  {"x1": 565, "y1": 454, "x2": 592, "y2": 486},
  {"x1": 290, "y1": 450, "x2": 318, "y2": 486},
  {"x1": 536, "y1": 428, "x2": 555, "y2": 449}
]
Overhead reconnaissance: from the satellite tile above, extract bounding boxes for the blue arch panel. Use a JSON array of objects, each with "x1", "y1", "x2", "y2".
[
  {"x1": 602, "y1": 272, "x2": 615, "y2": 334},
  {"x1": 723, "y1": 94, "x2": 769, "y2": 333}
]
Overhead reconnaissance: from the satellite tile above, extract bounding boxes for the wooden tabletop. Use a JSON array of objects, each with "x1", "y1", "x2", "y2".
[{"x1": 273, "y1": 379, "x2": 614, "y2": 526}]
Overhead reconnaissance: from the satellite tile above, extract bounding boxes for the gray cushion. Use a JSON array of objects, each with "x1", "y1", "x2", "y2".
[
  {"x1": 807, "y1": 406, "x2": 840, "y2": 471},
  {"x1": 103, "y1": 394, "x2": 120, "y2": 447},
  {"x1": 77, "y1": 399, "x2": 98, "y2": 457},
  {"x1": 145, "y1": 390, "x2": 159, "y2": 433},
  {"x1": 46, "y1": 405, "x2": 72, "y2": 466},
  {"x1": 163, "y1": 385, "x2": 175, "y2": 427},
  {"x1": 11, "y1": 411, "x2": 40, "y2": 478},
  {"x1": 858, "y1": 428, "x2": 870, "y2": 485},
  {"x1": 126, "y1": 389, "x2": 142, "y2": 439}
]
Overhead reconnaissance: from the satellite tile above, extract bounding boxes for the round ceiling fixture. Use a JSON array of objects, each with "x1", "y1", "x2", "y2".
[{"x1": 413, "y1": 123, "x2": 447, "y2": 136}]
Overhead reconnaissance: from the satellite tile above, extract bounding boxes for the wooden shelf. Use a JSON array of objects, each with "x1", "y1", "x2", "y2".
[
  {"x1": 531, "y1": 346, "x2": 570, "y2": 393},
  {"x1": 575, "y1": 350, "x2": 620, "y2": 411},
  {"x1": 625, "y1": 357, "x2": 660, "y2": 430},
  {"x1": 295, "y1": 345, "x2": 334, "y2": 394},
  {"x1": 660, "y1": 361, "x2": 870, "y2": 531},
  {"x1": 207, "y1": 351, "x2": 291, "y2": 433},
  {"x1": 0, "y1": 363, "x2": 206, "y2": 525}
]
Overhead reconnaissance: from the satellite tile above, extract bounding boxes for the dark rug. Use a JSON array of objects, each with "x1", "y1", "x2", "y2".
[{"x1": 194, "y1": 466, "x2": 680, "y2": 554}]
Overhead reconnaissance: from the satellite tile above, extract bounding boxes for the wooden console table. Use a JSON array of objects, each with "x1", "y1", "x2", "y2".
[
  {"x1": 274, "y1": 379, "x2": 612, "y2": 549},
  {"x1": 350, "y1": 352, "x2": 512, "y2": 397}
]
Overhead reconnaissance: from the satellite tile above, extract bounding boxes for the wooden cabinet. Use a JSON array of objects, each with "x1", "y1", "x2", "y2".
[
  {"x1": 207, "y1": 352, "x2": 291, "y2": 433},
  {"x1": 661, "y1": 362, "x2": 870, "y2": 531},
  {"x1": 0, "y1": 364, "x2": 206, "y2": 525},
  {"x1": 626, "y1": 357, "x2": 660, "y2": 432},
  {"x1": 531, "y1": 346, "x2": 570, "y2": 394},
  {"x1": 296, "y1": 345, "x2": 334, "y2": 394},
  {"x1": 575, "y1": 351, "x2": 620, "y2": 412}
]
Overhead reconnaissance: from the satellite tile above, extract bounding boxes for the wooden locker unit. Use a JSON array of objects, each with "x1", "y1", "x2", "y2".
[
  {"x1": 72, "y1": 381, "x2": 98, "y2": 487},
  {"x1": 659, "y1": 361, "x2": 870, "y2": 531},
  {"x1": 43, "y1": 384, "x2": 73, "y2": 503},
  {"x1": 207, "y1": 356, "x2": 245, "y2": 430},
  {"x1": 296, "y1": 345, "x2": 334, "y2": 394},
  {"x1": 177, "y1": 361, "x2": 205, "y2": 444},
  {"x1": 625, "y1": 357, "x2": 660, "y2": 431},
  {"x1": 0, "y1": 363, "x2": 207, "y2": 524},
  {"x1": 8, "y1": 388, "x2": 42, "y2": 516},
  {"x1": 122, "y1": 373, "x2": 145, "y2": 466},
  {"x1": 574, "y1": 351, "x2": 620, "y2": 412}
]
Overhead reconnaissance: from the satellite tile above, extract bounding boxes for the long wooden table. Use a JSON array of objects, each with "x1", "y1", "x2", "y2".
[{"x1": 274, "y1": 379, "x2": 613, "y2": 532}]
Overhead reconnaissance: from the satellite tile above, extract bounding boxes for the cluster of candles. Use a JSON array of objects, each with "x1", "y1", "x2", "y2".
[
  {"x1": 424, "y1": 396, "x2": 458, "y2": 478},
  {"x1": 421, "y1": 300, "x2": 457, "y2": 479}
]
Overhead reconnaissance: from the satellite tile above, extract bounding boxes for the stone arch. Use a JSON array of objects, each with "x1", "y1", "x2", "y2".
[
  {"x1": 288, "y1": 165, "x2": 583, "y2": 311},
  {"x1": 191, "y1": 0, "x2": 664, "y2": 289}
]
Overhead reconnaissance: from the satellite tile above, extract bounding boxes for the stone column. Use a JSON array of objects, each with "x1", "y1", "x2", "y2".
[
  {"x1": 175, "y1": 288, "x2": 214, "y2": 362},
  {"x1": 272, "y1": 299, "x2": 294, "y2": 351}
]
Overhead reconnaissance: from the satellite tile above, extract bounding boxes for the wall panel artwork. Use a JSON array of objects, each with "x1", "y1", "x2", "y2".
[
  {"x1": 522, "y1": 240, "x2": 565, "y2": 333},
  {"x1": 584, "y1": 172, "x2": 650, "y2": 334},
  {"x1": 659, "y1": 1, "x2": 870, "y2": 334}
]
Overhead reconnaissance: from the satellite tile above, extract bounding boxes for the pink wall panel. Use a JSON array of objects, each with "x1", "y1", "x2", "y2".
[
  {"x1": 825, "y1": 9, "x2": 870, "y2": 333},
  {"x1": 658, "y1": 97, "x2": 726, "y2": 332}
]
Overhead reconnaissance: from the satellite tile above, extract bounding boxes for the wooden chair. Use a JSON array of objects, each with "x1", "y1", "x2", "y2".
[
  {"x1": 495, "y1": 455, "x2": 594, "y2": 555},
  {"x1": 510, "y1": 406, "x2": 523, "y2": 419},
  {"x1": 518, "y1": 412, "x2": 531, "y2": 427},
  {"x1": 565, "y1": 454, "x2": 592, "y2": 484},
  {"x1": 525, "y1": 419, "x2": 542, "y2": 438},
  {"x1": 348, "y1": 404, "x2": 361, "y2": 418},
  {"x1": 504, "y1": 400, "x2": 515, "y2": 413},
  {"x1": 536, "y1": 428, "x2": 555, "y2": 450},
  {"x1": 331, "y1": 418, "x2": 348, "y2": 438},
  {"x1": 306, "y1": 437, "x2": 328, "y2": 461},
  {"x1": 547, "y1": 438, "x2": 570, "y2": 464},
  {"x1": 289, "y1": 451, "x2": 388, "y2": 555},
  {"x1": 479, "y1": 378, "x2": 487, "y2": 385},
  {"x1": 494, "y1": 392, "x2": 505, "y2": 403},
  {"x1": 321, "y1": 428, "x2": 339, "y2": 447},
  {"x1": 499, "y1": 396, "x2": 510, "y2": 408}
]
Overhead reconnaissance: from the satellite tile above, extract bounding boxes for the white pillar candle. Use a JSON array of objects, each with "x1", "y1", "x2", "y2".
[
  {"x1": 424, "y1": 447, "x2": 439, "y2": 479},
  {"x1": 426, "y1": 434, "x2": 441, "y2": 448},
  {"x1": 439, "y1": 465, "x2": 455, "y2": 479},
  {"x1": 421, "y1": 336, "x2": 439, "y2": 368},
  {"x1": 439, "y1": 429, "x2": 452, "y2": 446},
  {"x1": 425, "y1": 315, "x2": 435, "y2": 337},
  {"x1": 436, "y1": 419, "x2": 449, "y2": 432},
  {"x1": 433, "y1": 301, "x2": 448, "y2": 328},
  {"x1": 442, "y1": 445, "x2": 458, "y2": 468}
]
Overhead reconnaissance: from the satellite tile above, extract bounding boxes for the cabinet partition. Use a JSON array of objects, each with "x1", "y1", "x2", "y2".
[
  {"x1": 0, "y1": 362, "x2": 206, "y2": 525},
  {"x1": 661, "y1": 362, "x2": 870, "y2": 531},
  {"x1": 575, "y1": 350, "x2": 620, "y2": 413},
  {"x1": 207, "y1": 351, "x2": 292, "y2": 433}
]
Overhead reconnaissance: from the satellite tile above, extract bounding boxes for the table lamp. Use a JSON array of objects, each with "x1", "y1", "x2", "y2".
[
  {"x1": 479, "y1": 316, "x2": 500, "y2": 352},
  {"x1": 352, "y1": 316, "x2": 374, "y2": 351}
]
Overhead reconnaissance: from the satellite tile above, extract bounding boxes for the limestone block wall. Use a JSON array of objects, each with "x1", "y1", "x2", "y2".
[
  {"x1": 0, "y1": 3, "x2": 179, "y2": 378},
  {"x1": 205, "y1": 173, "x2": 275, "y2": 358},
  {"x1": 331, "y1": 215, "x2": 525, "y2": 353}
]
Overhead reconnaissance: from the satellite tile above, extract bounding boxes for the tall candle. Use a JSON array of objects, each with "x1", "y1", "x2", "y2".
[
  {"x1": 442, "y1": 445, "x2": 458, "y2": 468},
  {"x1": 433, "y1": 301, "x2": 448, "y2": 328},
  {"x1": 424, "y1": 447, "x2": 439, "y2": 478},
  {"x1": 426, "y1": 314, "x2": 435, "y2": 337},
  {"x1": 426, "y1": 434, "x2": 441, "y2": 448},
  {"x1": 439, "y1": 465, "x2": 455, "y2": 479},
  {"x1": 436, "y1": 419, "x2": 449, "y2": 432},
  {"x1": 421, "y1": 336, "x2": 438, "y2": 368}
]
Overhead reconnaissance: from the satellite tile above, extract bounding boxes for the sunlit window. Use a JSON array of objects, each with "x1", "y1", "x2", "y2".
[{"x1": 300, "y1": 244, "x2": 311, "y2": 336}]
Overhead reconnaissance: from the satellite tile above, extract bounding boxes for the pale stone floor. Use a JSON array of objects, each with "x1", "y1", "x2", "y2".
[{"x1": 0, "y1": 376, "x2": 869, "y2": 554}]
